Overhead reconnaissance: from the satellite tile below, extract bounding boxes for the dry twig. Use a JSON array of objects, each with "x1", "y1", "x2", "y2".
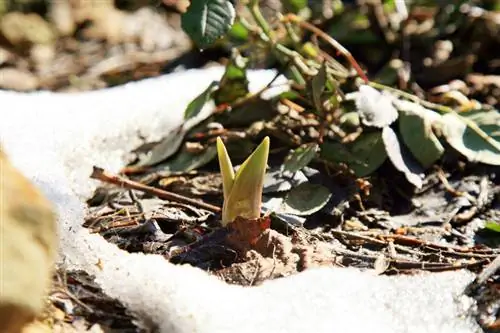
[{"x1": 90, "y1": 166, "x2": 221, "y2": 213}]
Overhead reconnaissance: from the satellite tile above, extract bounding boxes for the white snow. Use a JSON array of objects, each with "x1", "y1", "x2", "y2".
[{"x1": 0, "y1": 67, "x2": 479, "y2": 333}]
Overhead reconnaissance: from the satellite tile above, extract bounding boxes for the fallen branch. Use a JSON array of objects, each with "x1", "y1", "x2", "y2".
[{"x1": 90, "y1": 166, "x2": 221, "y2": 214}]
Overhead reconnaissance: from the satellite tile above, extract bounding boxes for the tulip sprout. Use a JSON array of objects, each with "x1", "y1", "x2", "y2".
[{"x1": 216, "y1": 136, "x2": 270, "y2": 226}]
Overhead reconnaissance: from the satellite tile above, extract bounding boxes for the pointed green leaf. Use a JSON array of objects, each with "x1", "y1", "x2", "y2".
[
  {"x1": 222, "y1": 137, "x2": 270, "y2": 225},
  {"x1": 216, "y1": 137, "x2": 235, "y2": 201},
  {"x1": 184, "y1": 81, "x2": 218, "y2": 120},
  {"x1": 310, "y1": 62, "x2": 327, "y2": 111}
]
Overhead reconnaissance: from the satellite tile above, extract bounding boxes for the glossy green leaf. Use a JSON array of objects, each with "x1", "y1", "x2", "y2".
[{"x1": 181, "y1": 0, "x2": 235, "y2": 48}]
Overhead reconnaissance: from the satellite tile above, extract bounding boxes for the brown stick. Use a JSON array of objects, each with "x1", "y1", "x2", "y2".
[{"x1": 90, "y1": 166, "x2": 221, "y2": 213}]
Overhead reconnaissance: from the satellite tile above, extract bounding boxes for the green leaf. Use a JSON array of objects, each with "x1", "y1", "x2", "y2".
[
  {"x1": 485, "y1": 221, "x2": 500, "y2": 233},
  {"x1": 462, "y1": 109, "x2": 500, "y2": 142},
  {"x1": 382, "y1": 126, "x2": 423, "y2": 188},
  {"x1": 283, "y1": 143, "x2": 319, "y2": 173},
  {"x1": 217, "y1": 137, "x2": 235, "y2": 201},
  {"x1": 320, "y1": 131, "x2": 387, "y2": 177},
  {"x1": 159, "y1": 145, "x2": 217, "y2": 174},
  {"x1": 220, "y1": 137, "x2": 270, "y2": 225},
  {"x1": 282, "y1": 0, "x2": 308, "y2": 13},
  {"x1": 282, "y1": 183, "x2": 332, "y2": 216},
  {"x1": 181, "y1": 0, "x2": 235, "y2": 48},
  {"x1": 214, "y1": 50, "x2": 249, "y2": 105},
  {"x1": 134, "y1": 126, "x2": 186, "y2": 167},
  {"x1": 184, "y1": 81, "x2": 218, "y2": 120},
  {"x1": 440, "y1": 111, "x2": 500, "y2": 165},
  {"x1": 310, "y1": 62, "x2": 327, "y2": 111},
  {"x1": 228, "y1": 20, "x2": 249, "y2": 41},
  {"x1": 396, "y1": 100, "x2": 445, "y2": 169}
]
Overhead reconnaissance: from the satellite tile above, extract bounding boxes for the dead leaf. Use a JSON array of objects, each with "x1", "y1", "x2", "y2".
[{"x1": 226, "y1": 216, "x2": 271, "y2": 253}]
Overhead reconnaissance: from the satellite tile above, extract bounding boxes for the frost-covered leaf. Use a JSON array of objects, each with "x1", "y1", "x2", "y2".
[
  {"x1": 181, "y1": 0, "x2": 235, "y2": 48},
  {"x1": 382, "y1": 126, "x2": 423, "y2": 188},
  {"x1": 320, "y1": 131, "x2": 387, "y2": 177},
  {"x1": 184, "y1": 81, "x2": 218, "y2": 120},
  {"x1": 355, "y1": 85, "x2": 399, "y2": 128},
  {"x1": 440, "y1": 112, "x2": 500, "y2": 165},
  {"x1": 283, "y1": 143, "x2": 319, "y2": 173},
  {"x1": 282, "y1": 183, "x2": 332, "y2": 216},
  {"x1": 396, "y1": 100, "x2": 445, "y2": 168}
]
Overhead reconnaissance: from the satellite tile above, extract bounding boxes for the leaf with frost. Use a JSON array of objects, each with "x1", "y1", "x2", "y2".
[{"x1": 355, "y1": 85, "x2": 399, "y2": 128}]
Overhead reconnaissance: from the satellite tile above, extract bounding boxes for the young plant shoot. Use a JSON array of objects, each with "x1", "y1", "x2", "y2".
[{"x1": 216, "y1": 136, "x2": 270, "y2": 226}]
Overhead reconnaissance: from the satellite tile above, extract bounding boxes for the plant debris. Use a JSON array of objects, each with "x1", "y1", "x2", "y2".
[{"x1": 2, "y1": 0, "x2": 500, "y2": 331}]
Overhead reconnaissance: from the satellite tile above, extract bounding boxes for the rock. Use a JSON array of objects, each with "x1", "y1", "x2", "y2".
[
  {"x1": 48, "y1": 0, "x2": 76, "y2": 36},
  {"x1": 0, "y1": 67, "x2": 39, "y2": 91},
  {"x1": 0, "y1": 148, "x2": 58, "y2": 333},
  {"x1": 0, "y1": 12, "x2": 56, "y2": 47},
  {"x1": 30, "y1": 43, "x2": 56, "y2": 68}
]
